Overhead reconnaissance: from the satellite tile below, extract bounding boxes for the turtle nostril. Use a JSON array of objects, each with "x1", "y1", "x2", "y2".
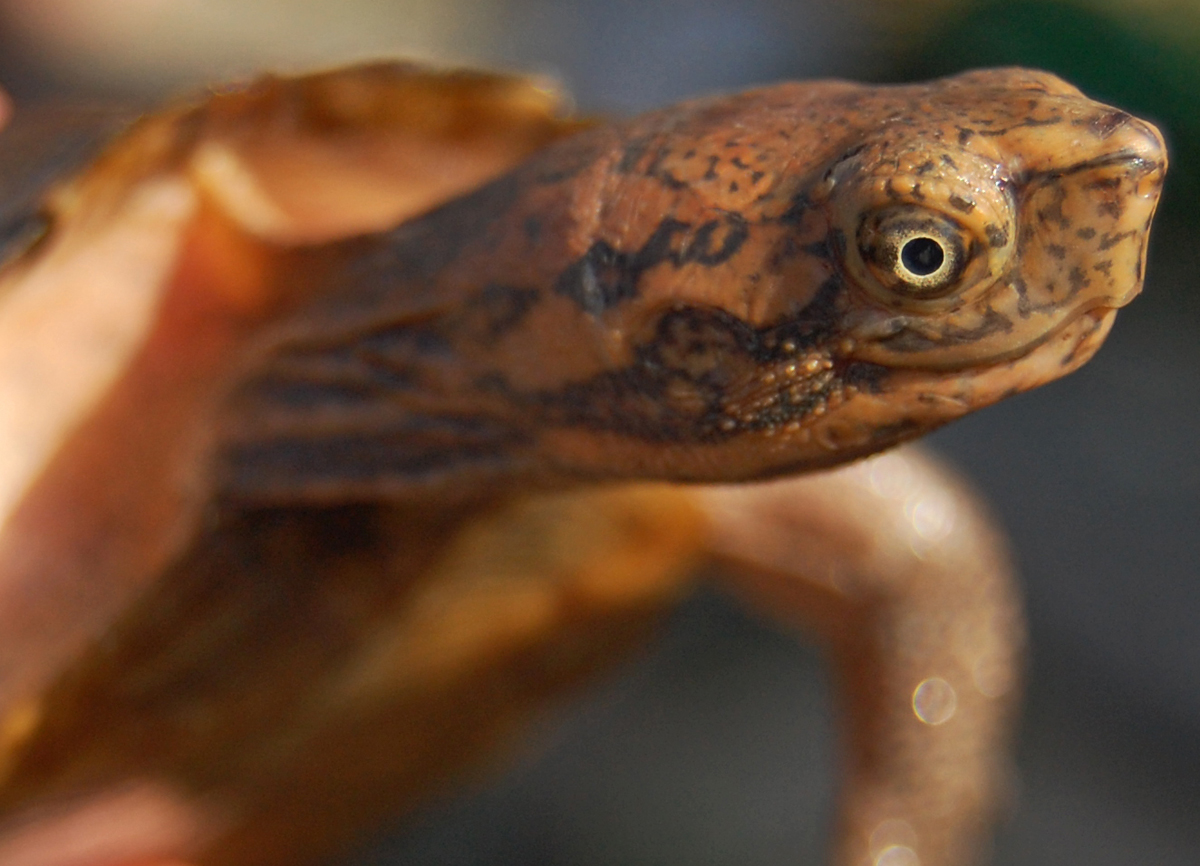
[{"x1": 1090, "y1": 109, "x2": 1132, "y2": 139}]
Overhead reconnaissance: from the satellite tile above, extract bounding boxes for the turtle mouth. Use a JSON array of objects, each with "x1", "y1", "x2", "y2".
[
  {"x1": 980, "y1": 302, "x2": 1117, "y2": 368},
  {"x1": 853, "y1": 300, "x2": 1121, "y2": 375},
  {"x1": 924, "y1": 302, "x2": 1120, "y2": 373}
]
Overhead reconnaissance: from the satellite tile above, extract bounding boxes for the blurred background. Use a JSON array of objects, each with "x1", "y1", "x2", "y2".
[{"x1": 0, "y1": 1, "x2": 1196, "y2": 863}]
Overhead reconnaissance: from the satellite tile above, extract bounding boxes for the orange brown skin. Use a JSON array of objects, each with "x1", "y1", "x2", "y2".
[
  {"x1": 219, "y1": 69, "x2": 1164, "y2": 505},
  {"x1": 0, "y1": 64, "x2": 1166, "y2": 866}
]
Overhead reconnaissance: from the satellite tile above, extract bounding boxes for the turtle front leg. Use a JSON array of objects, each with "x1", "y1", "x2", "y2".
[{"x1": 695, "y1": 446, "x2": 1024, "y2": 866}]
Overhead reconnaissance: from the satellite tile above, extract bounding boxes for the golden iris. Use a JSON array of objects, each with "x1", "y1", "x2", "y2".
[{"x1": 856, "y1": 207, "x2": 968, "y2": 300}]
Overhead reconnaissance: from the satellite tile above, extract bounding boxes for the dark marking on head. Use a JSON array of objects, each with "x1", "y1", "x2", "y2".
[
  {"x1": 879, "y1": 307, "x2": 1013, "y2": 352},
  {"x1": 1090, "y1": 109, "x2": 1132, "y2": 138},
  {"x1": 640, "y1": 146, "x2": 690, "y2": 190},
  {"x1": 1059, "y1": 311, "x2": 1106, "y2": 367},
  {"x1": 957, "y1": 127, "x2": 975, "y2": 145},
  {"x1": 652, "y1": 306, "x2": 752, "y2": 379},
  {"x1": 226, "y1": 423, "x2": 532, "y2": 493},
  {"x1": 948, "y1": 194, "x2": 976, "y2": 214},
  {"x1": 457, "y1": 272, "x2": 841, "y2": 447},
  {"x1": 1093, "y1": 259, "x2": 1113, "y2": 276},
  {"x1": 802, "y1": 238, "x2": 833, "y2": 261},
  {"x1": 1012, "y1": 275, "x2": 1032, "y2": 317},
  {"x1": 525, "y1": 301, "x2": 847, "y2": 442},
  {"x1": 1067, "y1": 266, "x2": 1090, "y2": 296},
  {"x1": 617, "y1": 135, "x2": 653, "y2": 173},
  {"x1": 916, "y1": 160, "x2": 936, "y2": 176},
  {"x1": 703, "y1": 155, "x2": 720, "y2": 180},
  {"x1": 363, "y1": 172, "x2": 525, "y2": 284},
  {"x1": 555, "y1": 214, "x2": 749, "y2": 314},
  {"x1": 961, "y1": 237, "x2": 985, "y2": 268},
  {"x1": 657, "y1": 170, "x2": 689, "y2": 190},
  {"x1": 1046, "y1": 243, "x2": 1067, "y2": 260},
  {"x1": 1098, "y1": 230, "x2": 1135, "y2": 251},
  {"x1": 841, "y1": 361, "x2": 888, "y2": 394},
  {"x1": 779, "y1": 192, "x2": 812, "y2": 226},
  {"x1": 835, "y1": 142, "x2": 869, "y2": 165},
  {"x1": 523, "y1": 216, "x2": 543, "y2": 243},
  {"x1": 1076, "y1": 227, "x2": 1096, "y2": 240},
  {"x1": 525, "y1": 307, "x2": 758, "y2": 441},
  {"x1": 686, "y1": 214, "x2": 750, "y2": 265},
  {"x1": 976, "y1": 115, "x2": 1064, "y2": 137},
  {"x1": 1035, "y1": 185, "x2": 1071, "y2": 229},
  {"x1": 235, "y1": 323, "x2": 451, "y2": 424},
  {"x1": 828, "y1": 227, "x2": 847, "y2": 258},
  {"x1": 766, "y1": 235, "x2": 802, "y2": 271},
  {"x1": 776, "y1": 273, "x2": 844, "y2": 342},
  {"x1": 461, "y1": 284, "x2": 541, "y2": 341},
  {"x1": 555, "y1": 239, "x2": 649, "y2": 314},
  {"x1": 244, "y1": 374, "x2": 411, "y2": 416},
  {"x1": 985, "y1": 224, "x2": 1009, "y2": 248}
]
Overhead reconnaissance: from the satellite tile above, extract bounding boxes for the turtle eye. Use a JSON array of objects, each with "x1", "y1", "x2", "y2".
[{"x1": 857, "y1": 207, "x2": 968, "y2": 300}]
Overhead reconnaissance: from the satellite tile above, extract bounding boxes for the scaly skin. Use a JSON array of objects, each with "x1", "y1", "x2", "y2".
[{"x1": 0, "y1": 64, "x2": 1165, "y2": 866}]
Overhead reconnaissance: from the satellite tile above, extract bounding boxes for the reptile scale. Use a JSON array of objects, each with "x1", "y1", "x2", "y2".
[{"x1": 0, "y1": 63, "x2": 1166, "y2": 866}]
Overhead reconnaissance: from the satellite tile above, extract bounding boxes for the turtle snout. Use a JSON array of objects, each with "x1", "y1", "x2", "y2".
[{"x1": 1106, "y1": 113, "x2": 1168, "y2": 189}]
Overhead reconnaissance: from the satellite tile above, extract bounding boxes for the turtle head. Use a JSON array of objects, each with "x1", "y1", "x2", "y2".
[
  {"x1": 825, "y1": 68, "x2": 1165, "y2": 371},
  {"x1": 531, "y1": 69, "x2": 1166, "y2": 482}
]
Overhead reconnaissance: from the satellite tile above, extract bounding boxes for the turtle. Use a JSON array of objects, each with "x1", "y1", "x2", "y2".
[{"x1": 0, "y1": 62, "x2": 1165, "y2": 866}]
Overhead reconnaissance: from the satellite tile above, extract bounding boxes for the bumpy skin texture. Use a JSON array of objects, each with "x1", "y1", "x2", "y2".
[{"x1": 0, "y1": 64, "x2": 1165, "y2": 866}]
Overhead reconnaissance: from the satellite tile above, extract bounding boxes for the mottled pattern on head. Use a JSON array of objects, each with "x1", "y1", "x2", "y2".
[{"x1": 226, "y1": 68, "x2": 1165, "y2": 500}]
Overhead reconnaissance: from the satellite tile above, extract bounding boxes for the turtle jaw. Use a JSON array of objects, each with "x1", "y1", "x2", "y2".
[
  {"x1": 739, "y1": 304, "x2": 1123, "y2": 475},
  {"x1": 884, "y1": 297, "x2": 1124, "y2": 375},
  {"x1": 871, "y1": 303, "x2": 1121, "y2": 429}
]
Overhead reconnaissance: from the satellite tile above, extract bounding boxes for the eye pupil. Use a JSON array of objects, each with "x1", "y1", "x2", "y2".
[{"x1": 900, "y1": 236, "x2": 945, "y2": 276}]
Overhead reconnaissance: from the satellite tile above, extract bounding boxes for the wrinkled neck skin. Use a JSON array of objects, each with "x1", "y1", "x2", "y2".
[{"x1": 221, "y1": 74, "x2": 1162, "y2": 507}]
